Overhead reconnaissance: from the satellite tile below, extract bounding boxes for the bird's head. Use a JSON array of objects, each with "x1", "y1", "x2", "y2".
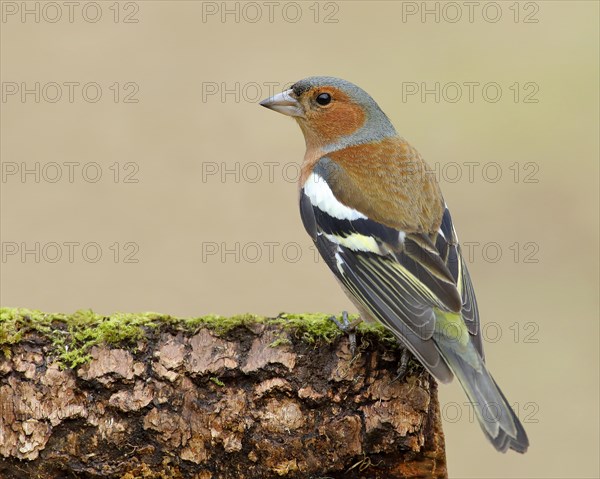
[{"x1": 260, "y1": 76, "x2": 396, "y2": 152}]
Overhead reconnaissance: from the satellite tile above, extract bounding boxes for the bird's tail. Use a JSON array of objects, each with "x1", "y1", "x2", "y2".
[{"x1": 434, "y1": 317, "x2": 529, "y2": 453}]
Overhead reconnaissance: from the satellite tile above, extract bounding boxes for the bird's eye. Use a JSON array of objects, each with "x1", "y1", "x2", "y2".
[{"x1": 316, "y1": 93, "x2": 332, "y2": 106}]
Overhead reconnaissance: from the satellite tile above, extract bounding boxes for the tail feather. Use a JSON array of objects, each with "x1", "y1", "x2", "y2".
[
  {"x1": 436, "y1": 339, "x2": 529, "y2": 453},
  {"x1": 488, "y1": 375, "x2": 529, "y2": 453}
]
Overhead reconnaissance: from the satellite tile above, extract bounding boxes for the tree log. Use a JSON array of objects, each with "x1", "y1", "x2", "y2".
[{"x1": 0, "y1": 309, "x2": 447, "y2": 478}]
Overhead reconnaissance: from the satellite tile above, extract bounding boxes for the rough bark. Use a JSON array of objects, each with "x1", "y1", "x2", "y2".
[{"x1": 0, "y1": 317, "x2": 447, "y2": 478}]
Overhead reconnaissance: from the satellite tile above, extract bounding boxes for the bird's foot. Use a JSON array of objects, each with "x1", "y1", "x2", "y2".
[
  {"x1": 393, "y1": 347, "x2": 411, "y2": 382},
  {"x1": 329, "y1": 311, "x2": 361, "y2": 357}
]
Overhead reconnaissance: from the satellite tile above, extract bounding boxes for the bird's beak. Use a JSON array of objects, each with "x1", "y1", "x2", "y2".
[{"x1": 259, "y1": 89, "x2": 305, "y2": 118}]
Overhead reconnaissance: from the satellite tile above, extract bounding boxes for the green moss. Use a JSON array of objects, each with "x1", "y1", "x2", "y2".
[
  {"x1": 269, "y1": 335, "x2": 292, "y2": 348},
  {"x1": 0, "y1": 308, "x2": 396, "y2": 369},
  {"x1": 209, "y1": 377, "x2": 225, "y2": 387},
  {"x1": 273, "y1": 312, "x2": 395, "y2": 345},
  {"x1": 183, "y1": 313, "x2": 264, "y2": 335},
  {"x1": 0, "y1": 308, "x2": 170, "y2": 368}
]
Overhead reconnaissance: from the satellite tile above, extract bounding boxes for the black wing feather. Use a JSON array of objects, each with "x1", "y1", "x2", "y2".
[{"x1": 435, "y1": 207, "x2": 483, "y2": 357}]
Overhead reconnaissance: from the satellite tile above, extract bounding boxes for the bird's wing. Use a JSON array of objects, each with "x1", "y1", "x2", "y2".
[
  {"x1": 300, "y1": 168, "x2": 480, "y2": 381},
  {"x1": 435, "y1": 207, "x2": 483, "y2": 358}
]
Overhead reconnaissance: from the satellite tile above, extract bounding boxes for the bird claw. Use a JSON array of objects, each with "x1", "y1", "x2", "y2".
[
  {"x1": 329, "y1": 311, "x2": 360, "y2": 357},
  {"x1": 393, "y1": 347, "x2": 411, "y2": 382}
]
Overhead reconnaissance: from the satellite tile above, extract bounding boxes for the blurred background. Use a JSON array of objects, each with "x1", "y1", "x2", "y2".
[{"x1": 1, "y1": 1, "x2": 598, "y2": 477}]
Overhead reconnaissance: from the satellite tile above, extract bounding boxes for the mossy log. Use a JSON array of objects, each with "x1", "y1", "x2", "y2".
[{"x1": 0, "y1": 309, "x2": 447, "y2": 478}]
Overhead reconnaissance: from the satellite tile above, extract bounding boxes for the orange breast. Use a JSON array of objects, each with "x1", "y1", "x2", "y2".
[{"x1": 324, "y1": 137, "x2": 444, "y2": 234}]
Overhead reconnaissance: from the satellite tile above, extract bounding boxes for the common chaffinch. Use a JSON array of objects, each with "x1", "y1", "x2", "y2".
[{"x1": 260, "y1": 76, "x2": 529, "y2": 453}]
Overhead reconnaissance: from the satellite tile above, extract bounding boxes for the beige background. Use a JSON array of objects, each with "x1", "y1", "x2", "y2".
[{"x1": 1, "y1": 1, "x2": 598, "y2": 477}]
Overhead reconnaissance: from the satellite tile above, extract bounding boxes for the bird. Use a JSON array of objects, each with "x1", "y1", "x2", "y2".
[{"x1": 259, "y1": 76, "x2": 529, "y2": 454}]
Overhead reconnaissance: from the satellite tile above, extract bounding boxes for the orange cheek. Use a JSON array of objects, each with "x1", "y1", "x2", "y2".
[{"x1": 309, "y1": 103, "x2": 366, "y2": 143}]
